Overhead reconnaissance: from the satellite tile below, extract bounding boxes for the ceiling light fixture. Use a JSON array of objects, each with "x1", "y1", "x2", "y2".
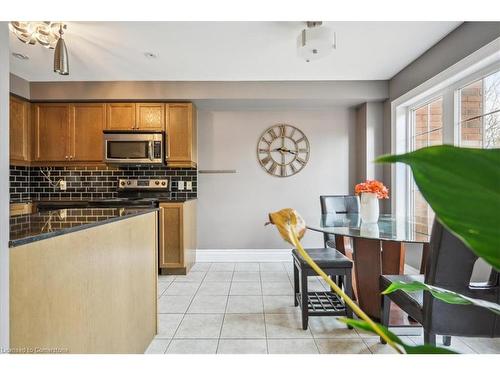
[
  {"x1": 12, "y1": 52, "x2": 29, "y2": 60},
  {"x1": 297, "y1": 21, "x2": 336, "y2": 62},
  {"x1": 9, "y1": 21, "x2": 70, "y2": 76},
  {"x1": 53, "y1": 24, "x2": 69, "y2": 75},
  {"x1": 144, "y1": 52, "x2": 159, "y2": 59},
  {"x1": 9, "y1": 21, "x2": 64, "y2": 49}
]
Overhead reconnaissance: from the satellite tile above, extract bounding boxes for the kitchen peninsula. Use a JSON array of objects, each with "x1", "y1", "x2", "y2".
[{"x1": 9, "y1": 207, "x2": 158, "y2": 353}]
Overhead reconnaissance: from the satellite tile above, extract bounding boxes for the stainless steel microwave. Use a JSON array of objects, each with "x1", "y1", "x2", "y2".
[{"x1": 103, "y1": 131, "x2": 165, "y2": 164}]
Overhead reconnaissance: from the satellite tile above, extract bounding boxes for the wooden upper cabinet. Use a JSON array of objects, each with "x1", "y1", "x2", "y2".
[
  {"x1": 69, "y1": 104, "x2": 105, "y2": 162},
  {"x1": 33, "y1": 104, "x2": 70, "y2": 162},
  {"x1": 9, "y1": 96, "x2": 30, "y2": 164},
  {"x1": 136, "y1": 103, "x2": 165, "y2": 131},
  {"x1": 166, "y1": 103, "x2": 197, "y2": 168},
  {"x1": 106, "y1": 103, "x2": 136, "y2": 130}
]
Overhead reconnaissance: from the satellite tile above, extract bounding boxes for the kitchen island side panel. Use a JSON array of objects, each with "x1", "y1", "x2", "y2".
[{"x1": 9, "y1": 211, "x2": 157, "y2": 354}]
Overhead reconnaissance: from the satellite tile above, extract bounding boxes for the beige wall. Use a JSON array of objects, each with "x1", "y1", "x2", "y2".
[
  {"x1": 197, "y1": 107, "x2": 356, "y2": 249},
  {"x1": 355, "y1": 102, "x2": 385, "y2": 189}
]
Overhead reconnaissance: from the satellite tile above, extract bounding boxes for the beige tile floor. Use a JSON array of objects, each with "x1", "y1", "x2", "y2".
[{"x1": 146, "y1": 262, "x2": 500, "y2": 354}]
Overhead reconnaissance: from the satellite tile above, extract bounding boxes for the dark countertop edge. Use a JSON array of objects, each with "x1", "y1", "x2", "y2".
[
  {"x1": 26, "y1": 198, "x2": 198, "y2": 204},
  {"x1": 9, "y1": 208, "x2": 159, "y2": 248}
]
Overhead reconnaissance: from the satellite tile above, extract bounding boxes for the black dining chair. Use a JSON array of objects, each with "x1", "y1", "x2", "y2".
[
  {"x1": 380, "y1": 220, "x2": 500, "y2": 346},
  {"x1": 319, "y1": 195, "x2": 360, "y2": 294},
  {"x1": 319, "y1": 195, "x2": 360, "y2": 250}
]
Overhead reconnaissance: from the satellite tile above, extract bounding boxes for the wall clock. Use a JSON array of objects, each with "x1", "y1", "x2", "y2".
[{"x1": 257, "y1": 124, "x2": 310, "y2": 177}]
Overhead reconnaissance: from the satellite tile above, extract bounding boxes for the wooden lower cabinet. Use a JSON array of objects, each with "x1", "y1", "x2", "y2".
[{"x1": 159, "y1": 200, "x2": 197, "y2": 274}]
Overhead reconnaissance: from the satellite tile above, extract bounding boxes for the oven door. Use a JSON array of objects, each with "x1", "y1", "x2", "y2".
[{"x1": 103, "y1": 132, "x2": 163, "y2": 164}]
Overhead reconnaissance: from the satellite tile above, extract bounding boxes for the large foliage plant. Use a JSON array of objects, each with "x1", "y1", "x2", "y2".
[{"x1": 267, "y1": 145, "x2": 500, "y2": 354}]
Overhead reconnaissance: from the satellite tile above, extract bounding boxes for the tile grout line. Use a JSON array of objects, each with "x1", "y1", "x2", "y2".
[
  {"x1": 260, "y1": 264, "x2": 271, "y2": 354},
  {"x1": 215, "y1": 264, "x2": 235, "y2": 354},
  {"x1": 164, "y1": 268, "x2": 209, "y2": 352},
  {"x1": 157, "y1": 274, "x2": 179, "y2": 354},
  {"x1": 459, "y1": 338, "x2": 480, "y2": 354},
  {"x1": 359, "y1": 336, "x2": 379, "y2": 354}
]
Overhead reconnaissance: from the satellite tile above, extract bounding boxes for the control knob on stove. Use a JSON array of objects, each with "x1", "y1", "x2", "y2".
[
  {"x1": 126, "y1": 181, "x2": 131, "y2": 185},
  {"x1": 120, "y1": 181, "x2": 126, "y2": 186},
  {"x1": 154, "y1": 180, "x2": 160, "y2": 185},
  {"x1": 161, "y1": 181, "x2": 166, "y2": 186}
]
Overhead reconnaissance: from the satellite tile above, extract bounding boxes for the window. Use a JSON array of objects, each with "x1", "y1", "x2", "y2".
[
  {"x1": 391, "y1": 46, "x2": 500, "y2": 222},
  {"x1": 459, "y1": 70, "x2": 500, "y2": 149},
  {"x1": 409, "y1": 97, "x2": 443, "y2": 234}
]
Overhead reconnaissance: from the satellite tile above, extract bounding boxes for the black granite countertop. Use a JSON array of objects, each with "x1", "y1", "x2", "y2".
[
  {"x1": 9, "y1": 207, "x2": 159, "y2": 248},
  {"x1": 32, "y1": 197, "x2": 197, "y2": 207}
]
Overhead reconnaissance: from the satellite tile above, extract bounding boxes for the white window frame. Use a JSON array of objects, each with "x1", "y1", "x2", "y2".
[
  {"x1": 452, "y1": 65, "x2": 500, "y2": 147},
  {"x1": 407, "y1": 95, "x2": 444, "y2": 220},
  {"x1": 390, "y1": 37, "x2": 500, "y2": 217}
]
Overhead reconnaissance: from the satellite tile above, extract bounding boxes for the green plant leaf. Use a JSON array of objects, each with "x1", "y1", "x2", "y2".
[
  {"x1": 339, "y1": 318, "x2": 457, "y2": 354},
  {"x1": 339, "y1": 318, "x2": 404, "y2": 346},
  {"x1": 383, "y1": 281, "x2": 500, "y2": 315},
  {"x1": 376, "y1": 145, "x2": 500, "y2": 271},
  {"x1": 404, "y1": 345, "x2": 457, "y2": 354}
]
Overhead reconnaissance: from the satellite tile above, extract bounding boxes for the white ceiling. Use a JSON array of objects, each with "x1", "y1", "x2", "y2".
[{"x1": 9, "y1": 21, "x2": 461, "y2": 82}]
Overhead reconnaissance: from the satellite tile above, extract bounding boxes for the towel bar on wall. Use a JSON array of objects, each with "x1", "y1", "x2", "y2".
[{"x1": 198, "y1": 170, "x2": 237, "y2": 174}]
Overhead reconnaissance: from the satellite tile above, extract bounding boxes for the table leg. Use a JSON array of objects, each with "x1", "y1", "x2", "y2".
[
  {"x1": 352, "y1": 237, "x2": 382, "y2": 319},
  {"x1": 382, "y1": 241, "x2": 405, "y2": 275}
]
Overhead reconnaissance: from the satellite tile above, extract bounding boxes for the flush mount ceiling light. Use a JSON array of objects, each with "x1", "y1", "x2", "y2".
[
  {"x1": 297, "y1": 21, "x2": 336, "y2": 62},
  {"x1": 9, "y1": 21, "x2": 69, "y2": 76}
]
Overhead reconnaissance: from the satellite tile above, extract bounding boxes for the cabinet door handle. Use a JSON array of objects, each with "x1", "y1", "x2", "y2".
[{"x1": 65, "y1": 155, "x2": 69, "y2": 159}]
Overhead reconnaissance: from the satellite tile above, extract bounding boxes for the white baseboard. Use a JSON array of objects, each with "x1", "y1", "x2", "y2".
[{"x1": 196, "y1": 249, "x2": 292, "y2": 262}]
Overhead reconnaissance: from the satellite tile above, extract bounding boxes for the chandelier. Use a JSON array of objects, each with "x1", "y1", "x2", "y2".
[
  {"x1": 9, "y1": 21, "x2": 69, "y2": 75},
  {"x1": 9, "y1": 22, "x2": 65, "y2": 49}
]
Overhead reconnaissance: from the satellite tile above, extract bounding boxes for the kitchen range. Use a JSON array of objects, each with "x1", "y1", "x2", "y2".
[{"x1": 22, "y1": 176, "x2": 197, "y2": 276}]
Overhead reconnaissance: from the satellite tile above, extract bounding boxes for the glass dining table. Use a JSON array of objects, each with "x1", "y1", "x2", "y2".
[{"x1": 307, "y1": 213, "x2": 430, "y2": 321}]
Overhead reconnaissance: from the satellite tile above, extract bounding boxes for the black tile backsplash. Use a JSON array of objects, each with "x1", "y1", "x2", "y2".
[
  {"x1": 9, "y1": 166, "x2": 31, "y2": 203},
  {"x1": 9, "y1": 165, "x2": 197, "y2": 203}
]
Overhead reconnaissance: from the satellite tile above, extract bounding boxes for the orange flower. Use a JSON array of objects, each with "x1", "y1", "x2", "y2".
[{"x1": 355, "y1": 180, "x2": 389, "y2": 199}]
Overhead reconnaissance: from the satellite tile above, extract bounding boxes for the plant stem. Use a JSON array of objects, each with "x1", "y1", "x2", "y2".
[{"x1": 290, "y1": 230, "x2": 403, "y2": 354}]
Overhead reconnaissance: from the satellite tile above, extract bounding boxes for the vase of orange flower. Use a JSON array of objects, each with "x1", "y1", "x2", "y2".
[{"x1": 355, "y1": 180, "x2": 389, "y2": 223}]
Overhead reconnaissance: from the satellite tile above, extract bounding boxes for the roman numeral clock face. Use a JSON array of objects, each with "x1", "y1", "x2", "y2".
[{"x1": 257, "y1": 124, "x2": 310, "y2": 177}]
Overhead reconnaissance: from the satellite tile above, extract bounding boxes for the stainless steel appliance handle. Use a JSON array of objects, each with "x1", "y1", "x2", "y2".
[{"x1": 148, "y1": 141, "x2": 154, "y2": 161}]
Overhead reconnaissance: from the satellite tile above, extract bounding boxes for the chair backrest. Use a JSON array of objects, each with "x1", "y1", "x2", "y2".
[
  {"x1": 423, "y1": 220, "x2": 500, "y2": 337},
  {"x1": 319, "y1": 195, "x2": 360, "y2": 246},
  {"x1": 320, "y1": 195, "x2": 360, "y2": 215}
]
